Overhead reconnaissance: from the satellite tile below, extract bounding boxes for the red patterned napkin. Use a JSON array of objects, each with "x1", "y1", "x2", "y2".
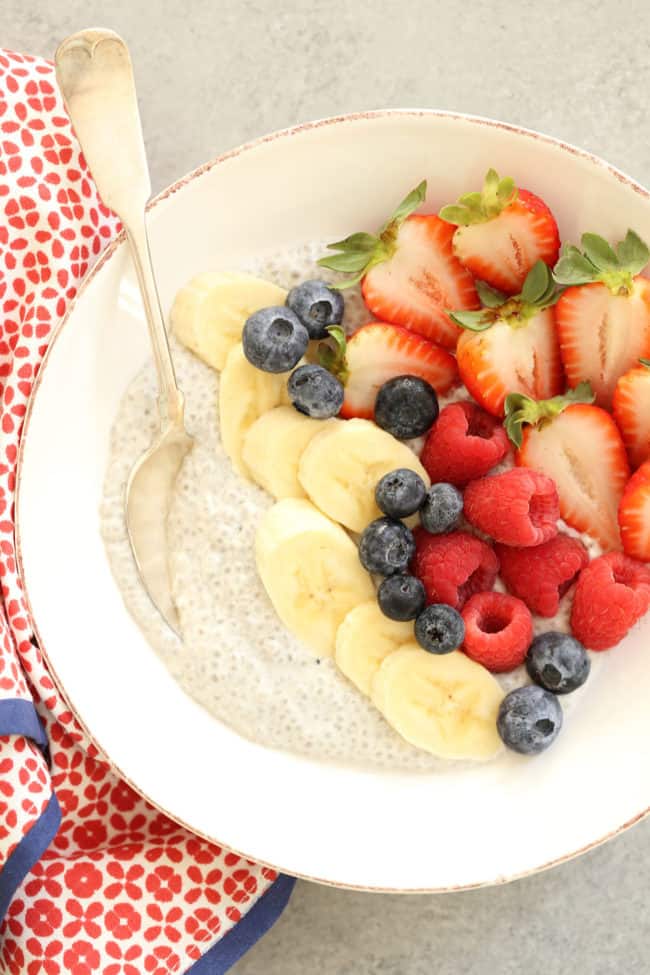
[{"x1": 0, "y1": 49, "x2": 294, "y2": 975}]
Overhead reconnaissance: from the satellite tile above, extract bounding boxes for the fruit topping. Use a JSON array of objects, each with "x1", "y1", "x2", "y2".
[
  {"x1": 339, "y1": 322, "x2": 457, "y2": 420},
  {"x1": 375, "y1": 468, "x2": 428, "y2": 519},
  {"x1": 318, "y1": 181, "x2": 479, "y2": 348},
  {"x1": 619, "y1": 459, "x2": 650, "y2": 561},
  {"x1": 374, "y1": 375, "x2": 439, "y2": 439},
  {"x1": 411, "y1": 529, "x2": 499, "y2": 609},
  {"x1": 450, "y1": 261, "x2": 564, "y2": 416},
  {"x1": 526, "y1": 632, "x2": 590, "y2": 695},
  {"x1": 495, "y1": 534, "x2": 589, "y2": 617},
  {"x1": 421, "y1": 401, "x2": 510, "y2": 487},
  {"x1": 358, "y1": 517, "x2": 416, "y2": 575},
  {"x1": 439, "y1": 168, "x2": 560, "y2": 294},
  {"x1": 570, "y1": 551, "x2": 650, "y2": 650},
  {"x1": 464, "y1": 468, "x2": 559, "y2": 547},
  {"x1": 287, "y1": 363, "x2": 344, "y2": 418},
  {"x1": 613, "y1": 358, "x2": 650, "y2": 469},
  {"x1": 286, "y1": 279, "x2": 344, "y2": 339},
  {"x1": 419, "y1": 482, "x2": 463, "y2": 534},
  {"x1": 242, "y1": 305, "x2": 308, "y2": 373},
  {"x1": 377, "y1": 574, "x2": 427, "y2": 622},
  {"x1": 553, "y1": 231, "x2": 650, "y2": 408},
  {"x1": 497, "y1": 685, "x2": 563, "y2": 754},
  {"x1": 505, "y1": 383, "x2": 630, "y2": 550},
  {"x1": 414, "y1": 604, "x2": 465, "y2": 655},
  {"x1": 461, "y1": 591, "x2": 533, "y2": 673}
]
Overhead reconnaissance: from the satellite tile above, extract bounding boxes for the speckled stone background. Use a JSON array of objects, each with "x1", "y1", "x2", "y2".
[{"x1": 7, "y1": 1, "x2": 650, "y2": 972}]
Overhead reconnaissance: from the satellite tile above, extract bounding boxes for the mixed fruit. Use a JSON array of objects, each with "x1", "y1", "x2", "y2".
[{"x1": 170, "y1": 168, "x2": 650, "y2": 762}]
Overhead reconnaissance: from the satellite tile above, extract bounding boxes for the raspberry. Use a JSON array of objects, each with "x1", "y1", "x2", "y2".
[
  {"x1": 462, "y1": 592, "x2": 533, "y2": 672},
  {"x1": 464, "y1": 468, "x2": 560, "y2": 546},
  {"x1": 570, "y1": 551, "x2": 650, "y2": 651},
  {"x1": 421, "y1": 401, "x2": 510, "y2": 487},
  {"x1": 411, "y1": 529, "x2": 499, "y2": 609},
  {"x1": 495, "y1": 535, "x2": 590, "y2": 617}
]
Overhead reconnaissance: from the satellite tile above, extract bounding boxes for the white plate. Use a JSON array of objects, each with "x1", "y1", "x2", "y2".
[{"x1": 16, "y1": 111, "x2": 650, "y2": 891}]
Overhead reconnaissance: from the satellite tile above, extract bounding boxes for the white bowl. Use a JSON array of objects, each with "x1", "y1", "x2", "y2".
[{"x1": 16, "y1": 111, "x2": 650, "y2": 891}]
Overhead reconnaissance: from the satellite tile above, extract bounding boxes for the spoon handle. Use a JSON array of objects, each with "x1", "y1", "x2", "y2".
[{"x1": 55, "y1": 28, "x2": 184, "y2": 424}]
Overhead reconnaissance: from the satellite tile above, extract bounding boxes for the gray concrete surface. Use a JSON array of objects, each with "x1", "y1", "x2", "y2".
[{"x1": 6, "y1": 0, "x2": 650, "y2": 971}]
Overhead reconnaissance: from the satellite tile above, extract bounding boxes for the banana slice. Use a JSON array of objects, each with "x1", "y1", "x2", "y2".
[
  {"x1": 335, "y1": 601, "x2": 413, "y2": 696},
  {"x1": 371, "y1": 647, "x2": 504, "y2": 760},
  {"x1": 298, "y1": 418, "x2": 430, "y2": 532},
  {"x1": 171, "y1": 271, "x2": 287, "y2": 371},
  {"x1": 219, "y1": 344, "x2": 292, "y2": 477},
  {"x1": 242, "y1": 406, "x2": 342, "y2": 499},
  {"x1": 256, "y1": 498, "x2": 375, "y2": 657}
]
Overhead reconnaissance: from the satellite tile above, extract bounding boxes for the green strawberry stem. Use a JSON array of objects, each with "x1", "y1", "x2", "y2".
[
  {"x1": 552, "y1": 230, "x2": 649, "y2": 296},
  {"x1": 448, "y1": 260, "x2": 562, "y2": 332},
  {"x1": 317, "y1": 180, "x2": 427, "y2": 289},
  {"x1": 504, "y1": 382, "x2": 595, "y2": 448},
  {"x1": 640, "y1": 358, "x2": 650, "y2": 368},
  {"x1": 318, "y1": 325, "x2": 349, "y2": 383},
  {"x1": 439, "y1": 168, "x2": 518, "y2": 226}
]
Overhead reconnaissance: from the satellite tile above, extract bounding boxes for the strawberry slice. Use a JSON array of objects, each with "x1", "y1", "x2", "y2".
[
  {"x1": 619, "y1": 460, "x2": 650, "y2": 561},
  {"x1": 439, "y1": 169, "x2": 560, "y2": 294},
  {"x1": 553, "y1": 231, "x2": 650, "y2": 408},
  {"x1": 318, "y1": 181, "x2": 479, "y2": 349},
  {"x1": 338, "y1": 322, "x2": 458, "y2": 420},
  {"x1": 505, "y1": 383, "x2": 630, "y2": 550},
  {"x1": 450, "y1": 261, "x2": 564, "y2": 416},
  {"x1": 613, "y1": 359, "x2": 650, "y2": 469}
]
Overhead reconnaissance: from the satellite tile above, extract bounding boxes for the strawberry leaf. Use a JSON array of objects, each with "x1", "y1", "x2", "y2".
[
  {"x1": 639, "y1": 358, "x2": 650, "y2": 368},
  {"x1": 475, "y1": 280, "x2": 507, "y2": 308},
  {"x1": 521, "y1": 260, "x2": 551, "y2": 304},
  {"x1": 318, "y1": 325, "x2": 349, "y2": 383},
  {"x1": 504, "y1": 382, "x2": 595, "y2": 448},
  {"x1": 581, "y1": 233, "x2": 619, "y2": 271},
  {"x1": 318, "y1": 181, "x2": 427, "y2": 288},
  {"x1": 447, "y1": 309, "x2": 495, "y2": 331},
  {"x1": 439, "y1": 168, "x2": 518, "y2": 226},
  {"x1": 552, "y1": 243, "x2": 600, "y2": 285},
  {"x1": 616, "y1": 230, "x2": 650, "y2": 276}
]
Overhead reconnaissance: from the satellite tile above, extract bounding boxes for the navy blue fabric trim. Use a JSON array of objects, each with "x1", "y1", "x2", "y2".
[
  {"x1": 0, "y1": 698, "x2": 47, "y2": 748},
  {"x1": 186, "y1": 873, "x2": 296, "y2": 974},
  {"x1": 0, "y1": 793, "x2": 61, "y2": 925}
]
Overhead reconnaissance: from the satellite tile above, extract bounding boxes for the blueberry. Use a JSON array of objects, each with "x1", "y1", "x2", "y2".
[
  {"x1": 526, "y1": 632, "x2": 590, "y2": 695},
  {"x1": 375, "y1": 375, "x2": 439, "y2": 439},
  {"x1": 420, "y1": 483, "x2": 464, "y2": 534},
  {"x1": 375, "y1": 468, "x2": 427, "y2": 519},
  {"x1": 358, "y1": 518, "x2": 415, "y2": 576},
  {"x1": 414, "y1": 604, "x2": 464, "y2": 654},
  {"x1": 378, "y1": 574, "x2": 426, "y2": 621},
  {"x1": 242, "y1": 306, "x2": 309, "y2": 373},
  {"x1": 497, "y1": 685, "x2": 563, "y2": 755},
  {"x1": 286, "y1": 280, "x2": 344, "y2": 339},
  {"x1": 288, "y1": 364, "x2": 344, "y2": 419}
]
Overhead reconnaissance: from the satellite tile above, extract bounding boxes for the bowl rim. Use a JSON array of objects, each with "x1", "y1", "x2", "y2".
[{"x1": 14, "y1": 108, "x2": 650, "y2": 892}]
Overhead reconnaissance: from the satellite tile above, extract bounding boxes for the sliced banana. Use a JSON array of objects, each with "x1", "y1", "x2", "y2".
[
  {"x1": 298, "y1": 418, "x2": 430, "y2": 532},
  {"x1": 371, "y1": 647, "x2": 504, "y2": 760},
  {"x1": 256, "y1": 498, "x2": 375, "y2": 657},
  {"x1": 242, "y1": 406, "x2": 342, "y2": 499},
  {"x1": 219, "y1": 344, "x2": 292, "y2": 477},
  {"x1": 171, "y1": 271, "x2": 287, "y2": 371},
  {"x1": 335, "y1": 601, "x2": 413, "y2": 696}
]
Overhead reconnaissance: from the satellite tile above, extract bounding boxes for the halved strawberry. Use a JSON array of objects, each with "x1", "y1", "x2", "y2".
[
  {"x1": 619, "y1": 460, "x2": 650, "y2": 561},
  {"x1": 450, "y1": 261, "x2": 564, "y2": 416},
  {"x1": 337, "y1": 322, "x2": 458, "y2": 420},
  {"x1": 505, "y1": 383, "x2": 630, "y2": 550},
  {"x1": 318, "y1": 181, "x2": 479, "y2": 349},
  {"x1": 612, "y1": 359, "x2": 650, "y2": 469},
  {"x1": 553, "y1": 231, "x2": 650, "y2": 408},
  {"x1": 439, "y1": 169, "x2": 560, "y2": 294}
]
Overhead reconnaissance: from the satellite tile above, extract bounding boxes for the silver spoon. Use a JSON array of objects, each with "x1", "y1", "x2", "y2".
[{"x1": 55, "y1": 29, "x2": 192, "y2": 634}]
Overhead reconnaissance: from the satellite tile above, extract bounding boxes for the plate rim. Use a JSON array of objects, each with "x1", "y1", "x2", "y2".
[{"x1": 15, "y1": 107, "x2": 650, "y2": 892}]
